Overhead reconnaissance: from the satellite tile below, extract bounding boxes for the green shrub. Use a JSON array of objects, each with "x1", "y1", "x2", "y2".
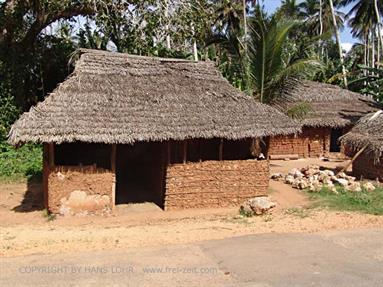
[{"x1": 0, "y1": 142, "x2": 42, "y2": 182}]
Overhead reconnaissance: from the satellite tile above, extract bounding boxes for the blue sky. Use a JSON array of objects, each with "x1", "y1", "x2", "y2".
[{"x1": 262, "y1": 0, "x2": 357, "y2": 51}]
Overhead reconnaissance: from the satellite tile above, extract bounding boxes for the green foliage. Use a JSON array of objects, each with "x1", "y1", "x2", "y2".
[
  {"x1": 308, "y1": 185, "x2": 383, "y2": 215},
  {"x1": 0, "y1": 143, "x2": 42, "y2": 182},
  {"x1": 42, "y1": 209, "x2": 57, "y2": 221},
  {"x1": 248, "y1": 16, "x2": 322, "y2": 103},
  {"x1": 348, "y1": 65, "x2": 383, "y2": 102},
  {"x1": 0, "y1": 74, "x2": 19, "y2": 141},
  {"x1": 239, "y1": 206, "x2": 253, "y2": 217}
]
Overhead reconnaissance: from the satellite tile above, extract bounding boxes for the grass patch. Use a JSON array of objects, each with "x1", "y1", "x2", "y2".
[
  {"x1": 307, "y1": 185, "x2": 383, "y2": 215},
  {"x1": 239, "y1": 206, "x2": 254, "y2": 217},
  {"x1": 0, "y1": 142, "x2": 42, "y2": 182},
  {"x1": 42, "y1": 209, "x2": 56, "y2": 221}
]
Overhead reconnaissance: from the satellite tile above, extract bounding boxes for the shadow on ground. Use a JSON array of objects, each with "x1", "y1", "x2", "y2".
[{"x1": 12, "y1": 175, "x2": 43, "y2": 212}]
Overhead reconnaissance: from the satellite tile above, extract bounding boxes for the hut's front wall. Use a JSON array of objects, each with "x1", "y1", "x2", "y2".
[
  {"x1": 47, "y1": 166, "x2": 114, "y2": 215},
  {"x1": 164, "y1": 159, "x2": 269, "y2": 210},
  {"x1": 268, "y1": 127, "x2": 331, "y2": 158},
  {"x1": 352, "y1": 153, "x2": 383, "y2": 181}
]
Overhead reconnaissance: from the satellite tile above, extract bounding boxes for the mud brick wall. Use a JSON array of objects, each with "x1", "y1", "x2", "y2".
[
  {"x1": 269, "y1": 127, "x2": 331, "y2": 158},
  {"x1": 164, "y1": 160, "x2": 269, "y2": 210},
  {"x1": 353, "y1": 153, "x2": 383, "y2": 181},
  {"x1": 47, "y1": 166, "x2": 113, "y2": 214}
]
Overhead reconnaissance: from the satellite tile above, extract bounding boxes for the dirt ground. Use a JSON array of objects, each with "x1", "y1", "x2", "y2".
[{"x1": 2, "y1": 157, "x2": 383, "y2": 258}]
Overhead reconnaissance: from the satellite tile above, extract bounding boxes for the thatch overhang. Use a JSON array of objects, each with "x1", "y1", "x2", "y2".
[
  {"x1": 341, "y1": 110, "x2": 383, "y2": 162},
  {"x1": 273, "y1": 79, "x2": 381, "y2": 128},
  {"x1": 9, "y1": 49, "x2": 300, "y2": 145}
]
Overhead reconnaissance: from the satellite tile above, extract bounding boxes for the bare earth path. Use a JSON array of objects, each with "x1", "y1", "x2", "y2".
[{"x1": 1, "y1": 158, "x2": 382, "y2": 258}]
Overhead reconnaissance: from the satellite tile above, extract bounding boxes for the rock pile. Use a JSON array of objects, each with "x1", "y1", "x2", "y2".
[
  {"x1": 240, "y1": 196, "x2": 276, "y2": 216},
  {"x1": 271, "y1": 165, "x2": 376, "y2": 193}
]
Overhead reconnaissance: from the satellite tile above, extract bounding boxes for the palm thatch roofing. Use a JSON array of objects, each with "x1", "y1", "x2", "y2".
[
  {"x1": 9, "y1": 49, "x2": 300, "y2": 145},
  {"x1": 341, "y1": 110, "x2": 383, "y2": 162},
  {"x1": 273, "y1": 79, "x2": 381, "y2": 128}
]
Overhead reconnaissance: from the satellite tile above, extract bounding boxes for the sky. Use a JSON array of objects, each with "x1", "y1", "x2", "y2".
[{"x1": 261, "y1": 0, "x2": 356, "y2": 52}]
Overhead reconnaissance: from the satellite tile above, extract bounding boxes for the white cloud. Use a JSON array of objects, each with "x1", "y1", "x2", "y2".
[{"x1": 341, "y1": 43, "x2": 353, "y2": 53}]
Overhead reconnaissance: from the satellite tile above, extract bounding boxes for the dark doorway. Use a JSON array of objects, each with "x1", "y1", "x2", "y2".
[
  {"x1": 330, "y1": 128, "x2": 343, "y2": 152},
  {"x1": 115, "y1": 142, "x2": 166, "y2": 208}
]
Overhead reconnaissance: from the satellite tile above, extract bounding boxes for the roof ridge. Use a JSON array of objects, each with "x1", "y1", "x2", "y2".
[{"x1": 78, "y1": 48, "x2": 213, "y2": 64}]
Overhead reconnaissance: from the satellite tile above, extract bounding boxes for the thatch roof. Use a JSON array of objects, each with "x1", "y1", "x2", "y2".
[
  {"x1": 341, "y1": 110, "x2": 383, "y2": 161},
  {"x1": 9, "y1": 49, "x2": 300, "y2": 145},
  {"x1": 274, "y1": 79, "x2": 381, "y2": 128}
]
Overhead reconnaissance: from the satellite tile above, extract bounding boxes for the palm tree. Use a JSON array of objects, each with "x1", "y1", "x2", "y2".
[
  {"x1": 248, "y1": 17, "x2": 322, "y2": 103},
  {"x1": 339, "y1": 0, "x2": 383, "y2": 73},
  {"x1": 329, "y1": 0, "x2": 348, "y2": 87},
  {"x1": 299, "y1": 0, "x2": 345, "y2": 36},
  {"x1": 280, "y1": 0, "x2": 302, "y2": 19}
]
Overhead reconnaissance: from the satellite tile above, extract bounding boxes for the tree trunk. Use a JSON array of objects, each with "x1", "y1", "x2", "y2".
[
  {"x1": 243, "y1": 0, "x2": 247, "y2": 39},
  {"x1": 372, "y1": 29, "x2": 375, "y2": 69},
  {"x1": 191, "y1": 23, "x2": 198, "y2": 61},
  {"x1": 319, "y1": 0, "x2": 324, "y2": 56},
  {"x1": 378, "y1": 26, "x2": 381, "y2": 65},
  {"x1": 374, "y1": 0, "x2": 383, "y2": 61},
  {"x1": 329, "y1": 0, "x2": 348, "y2": 88},
  {"x1": 164, "y1": 0, "x2": 171, "y2": 49}
]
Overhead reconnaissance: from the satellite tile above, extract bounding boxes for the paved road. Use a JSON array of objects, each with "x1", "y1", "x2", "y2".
[{"x1": 1, "y1": 229, "x2": 383, "y2": 287}]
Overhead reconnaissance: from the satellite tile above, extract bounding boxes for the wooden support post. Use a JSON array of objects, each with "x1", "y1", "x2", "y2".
[
  {"x1": 167, "y1": 141, "x2": 171, "y2": 164},
  {"x1": 183, "y1": 140, "x2": 188, "y2": 164},
  {"x1": 111, "y1": 144, "x2": 117, "y2": 209},
  {"x1": 42, "y1": 144, "x2": 49, "y2": 210},
  {"x1": 48, "y1": 143, "x2": 54, "y2": 168},
  {"x1": 219, "y1": 139, "x2": 224, "y2": 161}
]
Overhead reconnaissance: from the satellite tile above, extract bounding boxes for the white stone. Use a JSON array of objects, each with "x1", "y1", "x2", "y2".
[
  {"x1": 289, "y1": 168, "x2": 304, "y2": 178},
  {"x1": 338, "y1": 172, "x2": 348, "y2": 179},
  {"x1": 335, "y1": 178, "x2": 349, "y2": 187},
  {"x1": 323, "y1": 170, "x2": 335, "y2": 177},
  {"x1": 348, "y1": 182, "x2": 362, "y2": 192},
  {"x1": 285, "y1": 175, "x2": 295, "y2": 184},
  {"x1": 363, "y1": 182, "x2": 376, "y2": 192},
  {"x1": 241, "y1": 197, "x2": 276, "y2": 216}
]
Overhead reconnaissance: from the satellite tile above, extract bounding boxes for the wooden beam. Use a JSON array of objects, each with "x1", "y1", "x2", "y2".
[
  {"x1": 338, "y1": 144, "x2": 368, "y2": 175},
  {"x1": 111, "y1": 144, "x2": 117, "y2": 209},
  {"x1": 219, "y1": 139, "x2": 224, "y2": 161},
  {"x1": 183, "y1": 140, "x2": 188, "y2": 164}
]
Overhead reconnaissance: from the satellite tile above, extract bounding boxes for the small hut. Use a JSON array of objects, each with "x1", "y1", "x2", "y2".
[
  {"x1": 341, "y1": 111, "x2": 383, "y2": 181},
  {"x1": 268, "y1": 79, "x2": 380, "y2": 158},
  {"x1": 9, "y1": 49, "x2": 300, "y2": 214}
]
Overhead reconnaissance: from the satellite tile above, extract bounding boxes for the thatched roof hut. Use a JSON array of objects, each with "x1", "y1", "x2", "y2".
[
  {"x1": 341, "y1": 111, "x2": 383, "y2": 161},
  {"x1": 9, "y1": 49, "x2": 300, "y2": 145},
  {"x1": 274, "y1": 79, "x2": 381, "y2": 128}
]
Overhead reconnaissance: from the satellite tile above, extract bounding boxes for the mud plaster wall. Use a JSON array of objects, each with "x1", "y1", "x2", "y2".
[
  {"x1": 47, "y1": 166, "x2": 113, "y2": 214},
  {"x1": 164, "y1": 160, "x2": 269, "y2": 210},
  {"x1": 352, "y1": 153, "x2": 383, "y2": 181},
  {"x1": 268, "y1": 127, "x2": 331, "y2": 158}
]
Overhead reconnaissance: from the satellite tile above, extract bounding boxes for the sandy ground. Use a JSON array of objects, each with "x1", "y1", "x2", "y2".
[{"x1": 2, "y1": 157, "x2": 383, "y2": 258}]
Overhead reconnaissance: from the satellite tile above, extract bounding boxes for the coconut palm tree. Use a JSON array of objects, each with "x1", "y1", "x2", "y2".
[
  {"x1": 280, "y1": 0, "x2": 302, "y2": 19},
  {"x1": 339, "y1": 0, "x2": 383, "y2": 67},
  {"x1": 298, "y1": 0, "x2": 345, "y2": 36},
  {"x1": 329, "y1": 0, "x2": 348, "y2": 87},
  {"x1": 247, "y1": 17, "x2": 322, "y2": 103}
]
